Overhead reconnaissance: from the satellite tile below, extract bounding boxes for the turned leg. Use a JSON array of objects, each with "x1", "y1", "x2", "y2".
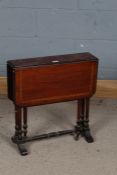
[
  {"x1": 74, "y1": 98, "x2": 94, "y2": 143},
  {"x1": 13, "y1": 105, "x2": 22, "y2": 140},
  {"x1": 83, "y1": 98, "x2": 94, "y2": 143},
  {"x1": 74, "y1": 99, "x2": 82, "y2": 140},
  {"x1": 12, "y1": 105, "x2": 28, "y2": 156},
  {"x1": 23, "y1": 107, "x2": 28, "y2": 137},
  {"x1": 80, "y1": 98, "x2": 85, "y2": 127}
]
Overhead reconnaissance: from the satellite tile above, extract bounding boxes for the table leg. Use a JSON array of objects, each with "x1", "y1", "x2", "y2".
[
  {"x1": 23, "y1": 107, "x2": 28, "y2": 137},
  {"x1": 13, "y1": 105, "x2": 22, "y2": 139},
  {"x1": 83, "y1": 98, "x2": 94, "y2": 143},
  {"x1": 11, "y1": 99, "x2": 93, "y2": 156},
  {"x1": 12, "y1": 105, "x2": 28, "y2": 156},
  {"x1": 74, "y1": 98, "x2": 94, "y2": 143},
  {"x1": 74, "y1": 99, "x2": 82, "y2": 140}
]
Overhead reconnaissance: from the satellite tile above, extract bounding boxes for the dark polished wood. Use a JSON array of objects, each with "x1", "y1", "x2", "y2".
[
  {"x1": 23, "y1": 107, "x2": 27, "y2": 137},
  {"x1": 7, "y1": 52, "x2": 98, "y2": 155},
  {"x1": 7, "y1": 52, "x2": 98, "y2": 68},
  {"x1": 74, "y1": 99, "x2": 94, "y2": 142}
]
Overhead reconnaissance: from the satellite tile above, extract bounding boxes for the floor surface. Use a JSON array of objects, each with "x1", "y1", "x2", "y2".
[{"x1": 0, "y1": 97, "x2": 117, "y2": 175}]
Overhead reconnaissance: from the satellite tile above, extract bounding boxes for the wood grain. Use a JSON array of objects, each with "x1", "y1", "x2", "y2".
[
  {"x1": 7, "y1": 53, "x2": 98, "y2": 106},
  {"x1": 0, "y1": 77, "x2": 7, "y2": 95},
  {"x1": 0, "y1": 77, "x2": 117, "y2": 98},
  {"x1": 95, "y1": 80, "x2": 117, "y2": 98},
  {"x1": 14, "y1": 62, "x2": 97, "y2": 106}
]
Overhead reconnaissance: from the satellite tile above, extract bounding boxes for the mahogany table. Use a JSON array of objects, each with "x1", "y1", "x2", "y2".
[{"x1": 7, "y1": 52, "x2": 98, "y2": 156}]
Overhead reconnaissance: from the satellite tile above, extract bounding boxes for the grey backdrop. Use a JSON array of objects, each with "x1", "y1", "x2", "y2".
[{"x1": 0, "y1": 0, "x2": 117, "y2": 79}]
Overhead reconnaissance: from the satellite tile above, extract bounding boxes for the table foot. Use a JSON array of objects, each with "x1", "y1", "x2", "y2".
[
  {"x1": 74, "y1": 122, "x2": 94, "y2": 143},
  {"x1": 11, "y1": 136, "x2": 28, "y2": 156},
  {"x1": 17, "y1": 144, "x2": 28, "y2": 156},
  {"x1": 81, "y1": 130, "x2": 94, "y2": 143}
]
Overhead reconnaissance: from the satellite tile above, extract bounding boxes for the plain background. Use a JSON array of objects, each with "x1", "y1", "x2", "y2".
[{"x1": 0, "y1": 0, "x2": 117, "y2": 79}]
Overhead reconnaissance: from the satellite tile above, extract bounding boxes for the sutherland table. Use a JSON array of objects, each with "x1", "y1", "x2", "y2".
[{"x1": 7, "y1": 52, "x2": 98, "y2": 156}]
